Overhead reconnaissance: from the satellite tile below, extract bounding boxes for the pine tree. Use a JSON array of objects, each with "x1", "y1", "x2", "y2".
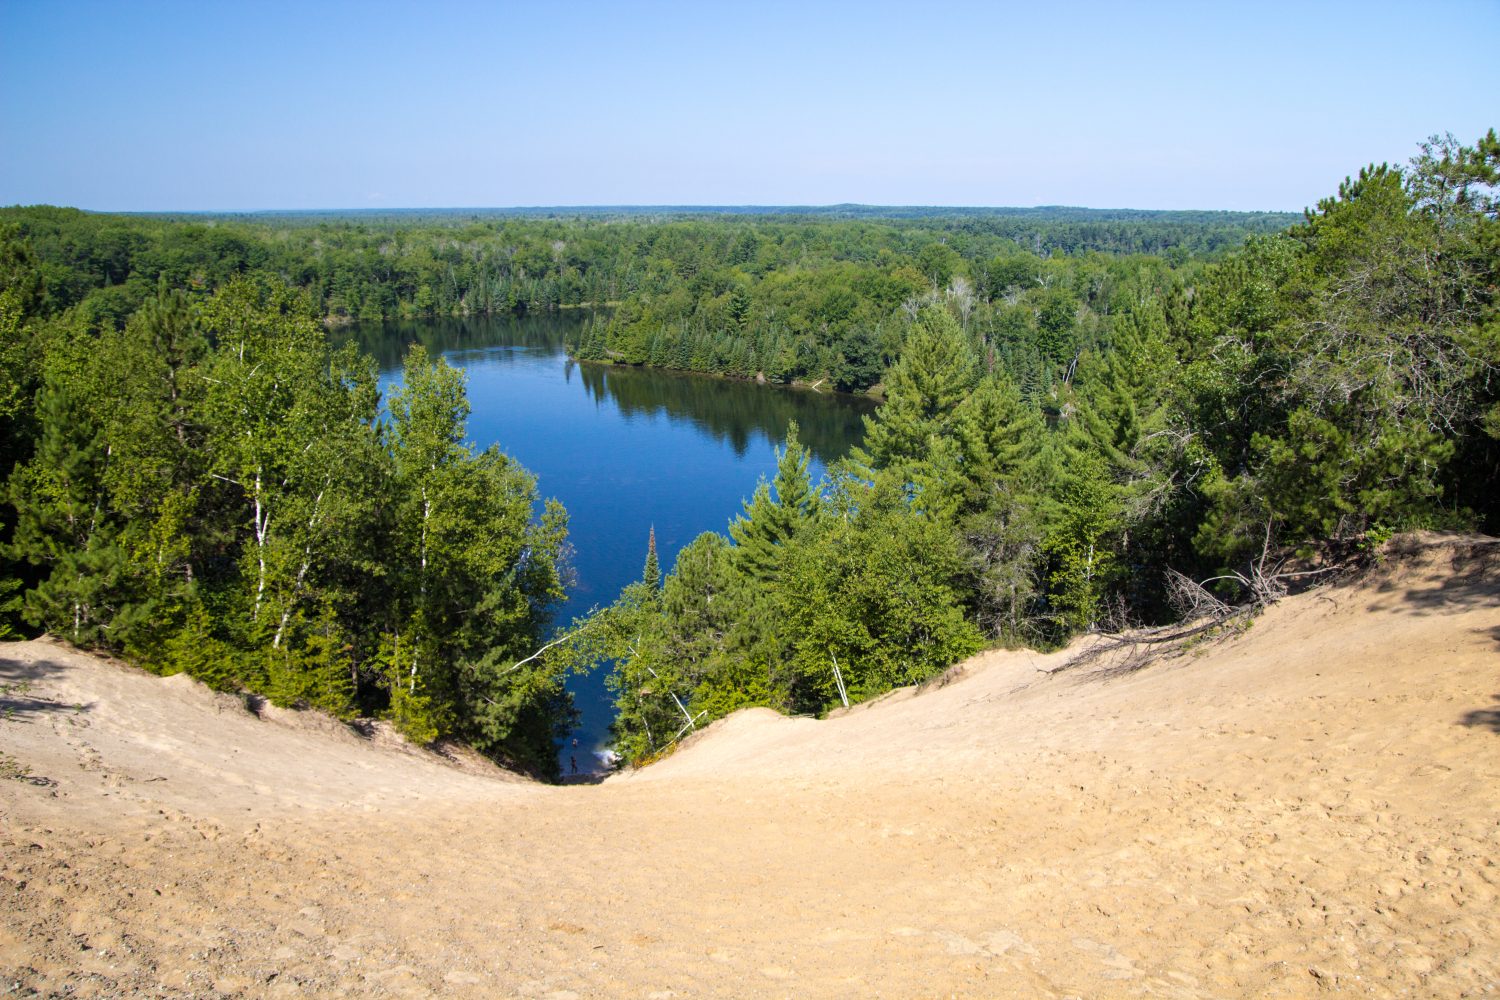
[
  {"x1": 1, "y1": 227, "x2": 45, "y2": 638},
  {"x1": 949, "y1": 373, "x2": 1048, "y2": 641},
  {"x1": 858, "y1": 305, "x2": 978, "y2": 470},
  {"x1": 153, "y1": 604, "x2": 241, "y2": 690},
  {"x1": 642, "y1": 524, "x2": 661, "y2": 593},
  {"x1": 728, "y1": 422, "x2": 818, "y2": 583},
  {"x1": 1, "y1": 227, "x2": 43, "y2": 472},
  {"x1": 952, "y1": 372, "x2": 1043, "y2": 505},
  {"x1": 9, "y1": 385, "x2": 125, "y2": 644},
  {"x1": 659, "y1": 531, "x2": 739, "y2": 680},
  {"x1": 1041, "y1": 448, "x2": 1122, "y2": 635}
]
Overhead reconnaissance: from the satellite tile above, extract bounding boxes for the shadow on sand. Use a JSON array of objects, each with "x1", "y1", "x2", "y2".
[
  {"x1": 1460, "y1": 693, "x2": 1500, "y2": 735},
  {"x1": 0, "y1": 651, "x2": 94, "y2": 723},
  {"x1": 1365, "y1": 537, "x2": 1500, "y2": 617}
]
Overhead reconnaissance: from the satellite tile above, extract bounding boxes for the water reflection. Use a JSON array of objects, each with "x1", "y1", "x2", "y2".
[
  {"x1": 575, "y1": 363, "x2": 870, "y2": 464},
  {"x1": 338, "y1": 313, "x2": 577, "y2": 369},
  {"x1": 349, "y1": 314, "x2": 874, "y2": 466}
]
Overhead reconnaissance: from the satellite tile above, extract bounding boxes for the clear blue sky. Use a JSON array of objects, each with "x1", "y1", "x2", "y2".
[{"x1": 2, "y1": 0, "x2": 1495, "y2": 212}]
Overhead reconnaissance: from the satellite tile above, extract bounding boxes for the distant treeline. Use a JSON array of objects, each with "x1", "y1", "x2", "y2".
[
  {"x1": 0, "y1": 201, "x2": 1299, "y2": 397},
  {"x1": 569, "y1": 241, "x2": 1191, "y2": 394},
  {"x1": 0, "y1": 201, "x2": 1287, "y2": 318}
]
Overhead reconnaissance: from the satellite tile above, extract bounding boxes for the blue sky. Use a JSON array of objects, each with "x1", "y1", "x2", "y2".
[{"x1": 2, "y1": 0, "x2": 1496, "y2": 211}]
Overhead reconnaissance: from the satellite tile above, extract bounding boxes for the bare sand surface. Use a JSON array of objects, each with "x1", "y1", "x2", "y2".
[{"x1": 2, "y1": 534, "x2": 1498, "y2": 998}]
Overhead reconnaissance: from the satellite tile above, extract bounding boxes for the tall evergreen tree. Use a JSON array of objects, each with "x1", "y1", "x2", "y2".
[
  {"x1": 9, "y1": 385, "x2": 124, "y2": 644},
  {"x1": 951, "y1": 371, "x2": 1043, "y2": 506},
  {"x1": 857, "y1": 305, "x2": 978, "y2": 470},
  {"x1": 947, "y1": 372, "x2": 1048, "y2": 641},
  {"x1": 728, "y1": 421, "x2": 818, "y2": 583},
  {"x1": 642, "y1": 524, "x2": 661, "y2": 593}
]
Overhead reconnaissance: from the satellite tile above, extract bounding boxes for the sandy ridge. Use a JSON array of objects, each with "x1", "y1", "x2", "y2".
[{"x1": 2, "y1": 534, "x2": 1498, "y2": 997}]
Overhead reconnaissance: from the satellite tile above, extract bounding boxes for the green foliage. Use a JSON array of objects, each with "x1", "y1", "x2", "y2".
[
  {"x1": 261, "y1": 604, "x2": 357, "y2": 716},
  {"x1": 1, "y1": 227, "x2": 44, "y2": 466},
  {"x1": 641, "y1": 526, "x2": 661, "y2": 594},
  {"x1": 952, "y1": 372, "x2": 1042, "y2": 502},
  {"x1": 3, "y1": 133, "x2": 1494, "y2": 777},
  {"x1": 0, "y1": 204, "x2": 1284, "y2": 339},
  {"x1": 778, "y1": 469, "x2": 983, "y2": 706},
  {"x1": 1, "y1": 274, "x2": 572, "y2": 774},
  {"x1": 1183, "y1": 130, "x2": 1500, "y2": 563},
  {"x1": 547, "y1": 132, "x2": 1498, "y2": 766},
  {"x1": 593, "y1": 579, "x2": 690, "y2": 765},
  {"x1": 691, "y1": 657, "x2": 775, "y2": 719},
  {"x1": 570, "y1": 432, "x2": 983, "y2": 765},
  {"x1": 379, "y1": 344, "x2": 570, "y2": 770},
  {"x1": 1040, "y1": 451, "x2": 1123, "y2": 633},
  {"x1": 0, "y1": 578, "x2": 21, "y2": 640},
  {"x1": 1255, "y1": 410, "x2": 1452, "y2": 543},
  {"x1": 9, "y1": 384, "x2": 127, "y2": 645},
  {"x1": 957, "y1": 481, "x2": 1045, "y2": 643},
  {"x1": 727, "y1": 421, "x2": 818, "y2": 583},
  {"x1": 148, "y1": 604, "x2": 243, "y2": 691},
  {"x1": 858, "y1": 305, "x2": 978, "y2": 470},
  {"x1": 1, "y1": 201, "x2": 1287, "y2": 406}
]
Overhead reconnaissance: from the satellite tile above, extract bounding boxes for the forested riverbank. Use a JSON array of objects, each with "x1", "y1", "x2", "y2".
[
  {"x1": 554, "y1": 132, "x2": 1500, "y2": 763},
  {"x1": 2, "y1": 131, "x2": 1496, "y2": 771},
  {"x1": 0, "y1": 202, "x2": 1293, "y2": 393}
]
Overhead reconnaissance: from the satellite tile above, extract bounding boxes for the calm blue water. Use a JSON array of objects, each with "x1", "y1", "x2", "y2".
[{"x1": 354, "y1": 314, "x2": 873, "y2": 770}]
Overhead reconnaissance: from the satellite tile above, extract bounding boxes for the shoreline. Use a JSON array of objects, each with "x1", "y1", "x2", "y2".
[{"x1": 570, "y1": 354, "x2": 883, "y2": 401}]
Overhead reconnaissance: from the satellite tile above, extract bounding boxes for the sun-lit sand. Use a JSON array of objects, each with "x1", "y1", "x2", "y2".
[{"x1": 3, "y1": 534, "x2": 1497, "y2": 998}]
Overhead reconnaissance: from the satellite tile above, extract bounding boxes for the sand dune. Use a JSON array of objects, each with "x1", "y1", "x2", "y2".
[{"x1": 3, "y1": 534, "x2": 1498, "y2": 998}]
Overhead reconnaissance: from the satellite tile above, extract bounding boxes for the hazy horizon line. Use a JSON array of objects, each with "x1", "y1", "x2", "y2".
[{"x1": 7, "y1": 202, "x2": 1306, "y2": 217}]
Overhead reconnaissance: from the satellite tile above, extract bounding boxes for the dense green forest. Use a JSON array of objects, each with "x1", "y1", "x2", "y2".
[
  {"x1": 0, "y1": 270, "x2": 573, "y2": 774},
  {"x1": 2, "y1": 132, "x2": 1495, "y2": 773},
  {"x1": 0, "y1": 201, "x2": 1292, "y2": 394},
  {"x1": 557, "y1": 132, "x2": 1500, "y2": 763}
]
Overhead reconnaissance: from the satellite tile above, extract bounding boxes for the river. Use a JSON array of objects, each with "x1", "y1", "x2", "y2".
[{"x1": 351, "y1": 313, "x2": 873, "y2": 769}]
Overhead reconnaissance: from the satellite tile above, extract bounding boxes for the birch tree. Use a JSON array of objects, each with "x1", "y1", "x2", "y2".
[
  {"x1": 199, "y1": 280, "x2": 379, "y2": 664},
  {"x1": 383, "y1": 344, "x2": 571, "y2": 769}
]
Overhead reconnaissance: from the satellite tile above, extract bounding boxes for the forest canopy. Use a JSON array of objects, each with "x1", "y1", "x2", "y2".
[
  {"x1": 2, "y1": 131, "x2": 1495, "y2": 772},
  {"x1": 0, "y1": 270, "x2": 572, "y2": 774},
  {"x1": 549, "y1": 131, "x2": 1500, "y2": 764},
  {"x1": 0, "y1": 201, "x2": 1292, "y2": 392}
]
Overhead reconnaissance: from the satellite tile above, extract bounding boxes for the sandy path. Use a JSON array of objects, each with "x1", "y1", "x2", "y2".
[{"x1": 3, "y1": 535, "x2": 1498, "y2": 998}]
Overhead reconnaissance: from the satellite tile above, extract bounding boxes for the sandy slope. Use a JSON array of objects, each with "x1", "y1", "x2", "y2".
[{"x1": 2, "y1": 534, "x2": 1498, "y2": 999}]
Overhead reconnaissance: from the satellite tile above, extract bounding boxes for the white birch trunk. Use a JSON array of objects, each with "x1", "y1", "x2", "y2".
[
  {"x1": 252, "y1": 466, "x2": 269, "y2": 623},
  {"x1": 272, "y1": 482, "x2": 328, "y2": 650}
]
